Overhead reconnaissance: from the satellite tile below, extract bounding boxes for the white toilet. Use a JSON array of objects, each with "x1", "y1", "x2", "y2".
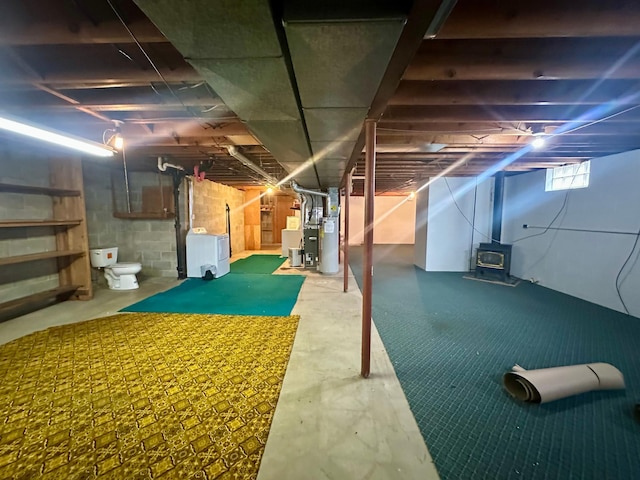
[{"x1": 90, "y1": 247, "x2": 142, "y2": 290}]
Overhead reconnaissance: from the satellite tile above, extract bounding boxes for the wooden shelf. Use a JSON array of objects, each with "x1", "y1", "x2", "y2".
[
  {"x1": 0, "y1": 249, "x2": 85, "y2": 267},
  {"x1": 0, "y1": 285, "x2": 80, "y2": 320},
  {"x1": 0, "y1": 219, "x2": 83, "y2": 228},
  {"x1": 113, "y1": 212, "x2": 175, "y2": 220},
  {"x1": 0, "y1": 183, "x2": 81, "y2": 197},
  {"x1": 0, "y1": 157, "x2": 93, "y2": 321}
]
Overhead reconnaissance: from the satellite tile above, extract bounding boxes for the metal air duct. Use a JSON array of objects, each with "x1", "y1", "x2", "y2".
[{"x1": 226, "y1": 145, "x2": 280, "y2": 185}]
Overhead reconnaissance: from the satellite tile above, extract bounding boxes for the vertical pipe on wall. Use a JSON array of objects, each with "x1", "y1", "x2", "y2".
[
  {"x1": 362, "y1": 120, "x2": 376, "y2": 378},
  {"x1": 121, "y1": 147, "x2": 132, "y2": 213},
  {"x1": 173, "y1": 171, "x2": 187, "y2": 279},
  {"x1": 492, "y1": 171, "x2": 505, "y2": 244},
  {"x1": 343, "y1": 171, "x2": 351, "y2": 293}
]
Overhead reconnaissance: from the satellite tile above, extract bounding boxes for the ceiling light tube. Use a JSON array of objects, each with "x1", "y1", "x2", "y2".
[{"x1": 0, "y1": 115, "x2": 115, "y2": 157}]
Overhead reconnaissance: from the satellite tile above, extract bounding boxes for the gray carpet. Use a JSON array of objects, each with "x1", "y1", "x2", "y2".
[{"x1": 350, "y1": 244, "x2": 640, "y2": 480}]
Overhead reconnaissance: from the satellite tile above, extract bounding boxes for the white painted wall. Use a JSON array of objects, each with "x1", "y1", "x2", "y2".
[
  {"x1": 502, "y1": 149, "x2": 640, "y2": 316},
  {"x1": 424, "y1": 177, "x2": 494, "y2": 271},
  {"x1": 342, "y1": 196, "x2": 416, "y2": 245}
]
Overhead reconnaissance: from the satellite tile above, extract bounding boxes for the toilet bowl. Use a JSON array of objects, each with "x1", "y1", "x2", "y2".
[
  {"x1": 104, "y1": 262, "x2": 142, "y2": 290},
  {"x1": 90, "y1": 247, "x2": 142, "y2": 291}
]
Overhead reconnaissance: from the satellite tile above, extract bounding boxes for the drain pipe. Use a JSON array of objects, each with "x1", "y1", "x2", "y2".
[
  {"x1": 157, "y1": 156, "x2": 185, "y2": 172},
  {"x1": 171, "y1": 169, "x2": 187, "y2": 279},
  {"x1": 225, "y1": 203, "x2": 232, "y2": 257}
]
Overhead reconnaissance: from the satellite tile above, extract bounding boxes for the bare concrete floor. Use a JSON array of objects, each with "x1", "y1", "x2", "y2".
[{"x1": 0, "y1": 250, "x2": 439, "y2": 480}]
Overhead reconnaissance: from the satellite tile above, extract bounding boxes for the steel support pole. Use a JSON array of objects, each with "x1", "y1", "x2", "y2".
[
  {"x1": 343, "y1": 172, "x2": 351, "y2": 293},
  {"x1": 361, "y1": 120, "x2": 376, "y2": 378}
]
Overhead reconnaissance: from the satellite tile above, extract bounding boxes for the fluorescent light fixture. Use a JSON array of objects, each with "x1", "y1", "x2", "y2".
[{"x1": 0, "y1": 115, "x2": 115, "y2": 157}]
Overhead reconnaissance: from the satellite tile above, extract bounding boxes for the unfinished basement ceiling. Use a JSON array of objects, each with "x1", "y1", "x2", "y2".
[
  {"x1": 1, "y1": 0, "x2": 639, "y2": 195},
  {"x1": 135, "y1": 0, "x2": 408, "y2": 190}
]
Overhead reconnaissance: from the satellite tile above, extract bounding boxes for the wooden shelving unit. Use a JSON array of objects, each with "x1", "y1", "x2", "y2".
[
  {"x1": 0, "y1": 219, "x2": 82, "y2": 228},
  {"x1": 0, "y1": 249, "x2": 85, "y2": 267},
  {"x1": 0, "y1": 183, "x2": 80, "y2": 197},
  {"x1": 0, "y1": 157, "x2": 93, "y2": 321},
  {"x1": 113, "y1": 212, "x2": 175, "y2": 220}
]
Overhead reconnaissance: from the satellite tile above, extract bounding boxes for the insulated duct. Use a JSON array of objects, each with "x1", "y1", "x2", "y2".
[
  {"x1": 226, "y1": 145, "x2": 280, "y2": 186},
  {"x1": 503, "y1": 363, "x2": 625, "y2": 404}
]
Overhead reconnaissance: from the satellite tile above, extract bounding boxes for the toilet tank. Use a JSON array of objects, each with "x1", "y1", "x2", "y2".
[{"x1": 90, "y1": 247, "x2": 118, "y2": 267}]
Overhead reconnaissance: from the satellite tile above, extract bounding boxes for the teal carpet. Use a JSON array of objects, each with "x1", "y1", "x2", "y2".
[
  {"x1": 122, "y1": 267, "x2": 304, "y2": 316},
  {"x1": 350, "y1": 245, "x2": 640, "y2": 480},
  {"x1": 230, "y1": 254, "x2": 286, "y2": 274}
]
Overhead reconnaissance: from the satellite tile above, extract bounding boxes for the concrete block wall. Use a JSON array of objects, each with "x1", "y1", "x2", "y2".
[
  {"x1": 111, "y1": 170, "x2": 173, "y2": 215},
  {"x1": 83, "y1": 162, "x2": 178, "y2": 279},
  {"x1": 191, "y1": 179, "x2": 246, "y2": 255},
  {"x1": 83, "y1": 164, "x2": 247, "y2": 282},
  {"x1": 0, "y1": 146, "x2": 61, "y2": 302}
]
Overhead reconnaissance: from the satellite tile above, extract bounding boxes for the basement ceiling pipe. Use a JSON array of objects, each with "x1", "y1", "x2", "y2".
[
  {"x1": 157, "y1": 156, "x2": 185, "y2": 172},
  {"x1": 290, "y1": 180, "x2": 328, "y2": 197},
  {"x1": 226, "y1": 145, "x2": 280, "y2": 186}
]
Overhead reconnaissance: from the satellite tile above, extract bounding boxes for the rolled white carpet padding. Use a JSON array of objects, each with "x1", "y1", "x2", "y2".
[{"x1": 503, "y1": 363, "x2": 625, "y2": 404}]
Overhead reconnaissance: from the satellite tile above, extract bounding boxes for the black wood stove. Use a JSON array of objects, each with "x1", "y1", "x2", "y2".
[{"x1": 475, "y1": 243, "x2": 513, "y2": 282}]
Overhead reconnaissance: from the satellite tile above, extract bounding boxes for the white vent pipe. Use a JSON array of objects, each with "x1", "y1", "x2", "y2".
[{"x1": 157, "y1": 156, "x2": 185, "y2": 172}]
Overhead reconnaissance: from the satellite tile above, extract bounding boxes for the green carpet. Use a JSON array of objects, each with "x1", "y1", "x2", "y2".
[
  {"x1": 230, "y1": 255, "x2": 286, "y2": 275},
  {"x1": 350, "y1": 245, "x2": 640, "y2": 480},
  {"x1": 122, "y1": 273, "x2": 304, "y2": 316}
]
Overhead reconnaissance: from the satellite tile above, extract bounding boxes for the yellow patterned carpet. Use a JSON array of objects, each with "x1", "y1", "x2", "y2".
[{"x1": 0, "y1": 312, "x2": 300, "y2": 479}]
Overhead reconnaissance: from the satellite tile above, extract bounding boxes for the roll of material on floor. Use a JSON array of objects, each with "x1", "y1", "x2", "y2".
[{"x1": 503, "y1": 363, "x2": 625, "y2": 404}]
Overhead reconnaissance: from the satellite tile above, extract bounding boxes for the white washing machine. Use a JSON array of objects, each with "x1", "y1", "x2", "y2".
[{"x1": 186, "y1": 228, "x2": 230, "y2": 278}]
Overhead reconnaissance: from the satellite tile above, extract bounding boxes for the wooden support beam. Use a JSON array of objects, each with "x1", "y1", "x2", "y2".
[
  {"x1": 382, "y1": 105, "x2": 640, "y2": 123},
  {"x1": 0, "y1": 64, "x2": 201, "y2": 87},
  {"x1": 377, "y1": 122, "x2": 640, "y2": 136},
  {"x1": 405, "y1": 38, "x2": 640, "y2": 81},
  {"x1": 390, "y1": 80, "x2": 640, "y2": 106},
  {"x1": 437, "y1": 0, "x2": 640, "y2": 39},
  {"x1": 0, "y1": 19, "x2": 166, "y2": 45}
]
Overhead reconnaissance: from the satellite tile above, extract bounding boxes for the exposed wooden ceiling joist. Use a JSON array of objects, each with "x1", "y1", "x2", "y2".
[{"x1": 436, "y1": 0, "x2": 640, "y2": 39}]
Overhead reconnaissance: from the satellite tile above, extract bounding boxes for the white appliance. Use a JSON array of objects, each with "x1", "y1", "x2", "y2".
[
  {"x1": 186, "y1": 228, "x2": 230, "y2": 278},
  {"x1": 281, "y1": 228, "x2": 302, "y2": 257},
  {"x1": 318, "y1": 218, "x2": 339, "y2": 274}
]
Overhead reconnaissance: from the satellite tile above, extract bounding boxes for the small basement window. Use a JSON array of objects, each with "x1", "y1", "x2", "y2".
[{"x1": 545, "y1": 160, "x2": 590, "y2": 192}]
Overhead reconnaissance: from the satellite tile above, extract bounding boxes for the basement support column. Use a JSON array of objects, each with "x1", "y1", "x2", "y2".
[
  {"x1": 362, "y1": 120, "x2": 376, "y2": 378},
  {"x1": 492, "y1": 171, "x2": 505, "y2": 244},
  {"x1": 343, "y1": 171, "x2": 351, "y2": 293}
]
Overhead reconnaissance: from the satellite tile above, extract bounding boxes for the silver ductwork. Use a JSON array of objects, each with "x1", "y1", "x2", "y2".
[
  {"x1": 227, "y1": 145, "x2": 280, "y2": 185},
  {"x1": 290, "y1": 180, "x2": 328, "y2": 198}
]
